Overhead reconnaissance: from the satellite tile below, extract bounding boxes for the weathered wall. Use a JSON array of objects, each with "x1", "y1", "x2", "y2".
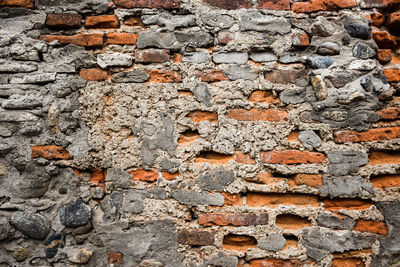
[{"x1": 1, "y1": 0, "x2": 400, "y2": 266}]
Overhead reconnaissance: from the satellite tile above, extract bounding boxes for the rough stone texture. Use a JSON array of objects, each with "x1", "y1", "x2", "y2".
[
  {"x1": 10, "y1": 212, "x2": 50, "y2": 240},
  {"x1": 58, "y1": 199, "x2": 91, "y2": 227}
]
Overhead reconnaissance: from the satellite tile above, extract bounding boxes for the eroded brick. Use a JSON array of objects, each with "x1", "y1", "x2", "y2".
[
  {"x1": 46, "y1": 14, "x2": 82, "y2": 29},
  {"x1": 260, "y1": 151, "x2": 326, "y2": 164},
  {"x1": 334, "y1": 127, "x2": 400, "y2": 143},
  {"x1": 106, "y1": 33, "x2": 138, "y2": 45},
  {"x1": 31, "y1": 145, "x2": 71, "y2": 160},
  {"x1": 41, "y1": 34, "x2": 103, "y2": 47},
  {"x1": 247, "y1": 193, "x2": 320, "y2": 207},
  {"x1": 353, "y1": 220, "x2": 388, "y2": 235},
  {"x1": 80, "y1": 68, "x2": 108, "y2": 81},
  {"x1": 226, "y1": 109, "x2": 288, "y2": 122},
  {"x1": 199, "y1": 213, "x2": 268, "y2": 226}
]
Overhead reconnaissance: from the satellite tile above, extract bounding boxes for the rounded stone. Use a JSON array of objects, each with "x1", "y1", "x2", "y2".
[
  {"x1": 317, "y1": 42, "x2": 341, "y2": 55},
  {"x1": 58, "y1": 199, "x2": 91, "y2": 227},
  {"x1": 307, "y1": 56, "x2": 334, "y2": 69},
  {"x1": 45, "y1": 233, "x2": 65, "y2": 259},
  {"x1": 68, "y1": 248, "x2": 93, "y2": 264},
  {"x1": 0, "y1": 215, "x2": 12, "y2": 240},
  {"x1": 10, "y1": 212, "x2": 50, "y2": 240},
  {"x1": 352, "y1": 42, "x2": 376, "y2": 59},
  {"x1": 344, "y1": 23, "x2": 371, "y2": 40}
]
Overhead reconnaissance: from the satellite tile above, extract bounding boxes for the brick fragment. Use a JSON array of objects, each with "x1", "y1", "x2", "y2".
[
  {"x1": 123, "y1": 16, "x2": 143, "y2": 26},
  {"x1": 114, "y1": 0, "x2": 180, "y2": 8},
  {"x1": 249, "y1": 259, "x2": 312, "y2": 267},
  {"x1": 386, "y1": 12, "x2": 400, "y2": 31},
  {"x1": 199, "y1": 213, "x2": 268, "y2": 226},
  {"x1": 265, "y1": 69, "x2": 306, "y2": 84},
  {"x1": 80, "y1": 68, "x2": 108, "y2": 81},
  {"x1": 130, "y1": 169, "x2": 158, "y2": 182},
  {"x1": 195, "y1": 151, "x2": 233, "y2": 164},
  {"x1": 41, "y1": 34, "x2": 103, "y2": 47},
  {"x1": 135, "y1": 49, "x2": 170, "y2": 64},
  {"x1": 106, "y1": 33, "x2": 138, "y2": 45},
  {"x1": 369, "y1": 151, "x2": 400, "y2": 165},
  {"x1": 353, "y1": 220, "x2": 388, "y2": 235},
  {"x1": 377, "y1": 49, "x2": 392, "y2": 64},
  {"x1": 276, "y1": 214, "x2": 312, "y2": 230},
  {"x1": 107, "y1": 252, "x2": 123, "y2": 264},
  {"x1": 334, "y1": 127, "x2": 400, "y2": 143},
  {"x1": 370, "y1": 174, "x2": 400, "y2": 189},
  {"x1": 248, "y1": 90, "x2": 280, "y2": 103},
  {"x1": 234, "y1": 151, "x2": 256, "y2": 164},
  {"x1": 221, "y1": 193, "x2": 242, "y2": 206},
  {"x1": 258, "y1": 0, "x2": 290, "y2": 10},
  {"x1": 46, "y1": 14, "x2": 82, "y2": 29},
  {"x1": 384, "y1": 69, "x2": 400, "y2": 82},
  {"x1": 85, "y1": 15, "x2": 120, "y2": 28},
  {"x1": 332, "y1": 258, "x2": 365, "y2": 267},
  {"x1": 223, "y1": 234, "x2": 257, "y2": 251},
  {"x1": 195, "y1": 69, "x2": 228, "y2": 82},
  {"x1": 227, "y1": 109, "x2": 288, "y2": 122},
  {"x1": 292, "y1": 33, "x2": 310, "y2": 48},
  {"x1": 203, "y1": 0, "x2": 251, "y2": 9},
  {"x1": 188, "y1": 111, "x2": 218, "y2": 123},
  {"x1": 324, "y1": 199, "x2": 372, "y2": 211},
  {"x1": 178, "y1": 230, "x2": 214, "y2": 246},
  {"x1": 260, "y1": 150, "x2": 326, "y2": 164},
  {"x1": 372, "y1": 31, "x2": 399, "y2": 49},
  {"x1": 295, "y1": 174, "x2": 323, "y2": 188},
  {"x1": 31, "y1": 145, "x2": 71, "y2": 160},
  {"x1": 146, "y1": 70, "x2": 181, "y2": 83},
  {"x1": 247, "y1": 193, "x2": 320, "y2": 207},
  {"x1": 370, "y1": 13, "x2": 384, "y2": 27},
  {"x1": 0, "y1": 0, "x2": 33, "y2": 8},
  {"x1": 292, "y1": 0, "x2": 357, "y2": 13}
]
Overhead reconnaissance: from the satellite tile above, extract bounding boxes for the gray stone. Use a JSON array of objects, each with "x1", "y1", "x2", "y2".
[
  {"x1": 18, "y1": 162, "x2": 51, "y2": 198},
  {"x1": 97, "y1": 53, "x2": 133, "y2": 69},
  {"x1": 2, "y1": 96, "x2": 41, "y2": 110},
  {"x1": 10, "y1": 211, "x2": 50, "y2": 240},
  {"x1": 201, "y1": 14, "x2": 235, "y2": 29},
  {"x1": 192, "y1": 83, "x2": 212, "y2": 107},
  {"x1": 213, "y1": 52, "x2": 248, "y2": 64},
  {"x1": 223, "y1": 64, "x2": 257, "y2": 80},
  {"x1": 142, "y1": 122, "x2": 157, "y2": 136},
  {"x1": 159, "y1": 159, "x2": 180, "y2": 172},
  {"x1": 0, "y1": 216, "x2": 12, "y2": 240},
  {"x1": 36, "y1": 0, "x2": 108, "y2": 13},
  {"x1": 329, "y1": 71, "x2": 354, "y2": 88},
  {"x1": 317, "y1": 214, "x2": 355, "y2": 230},
  {"x1": 320, "y1": 175, "x2": 374, "y2": 198},
  {"x1": 258, "y1": 233, "x2": 286, "y2": 251},
  {"x1": 58, "y1": 199, "x2": 91, "y2": 227},
  {"x1": 137, "y1": 31, "x2": 213, "y2": 50},
  {"x1": 240, "y1": 12, "x2": 291, "y2": 34},
  {"x1": 140, "y1": 260, "x2": 164, "y2": 267},
  {"x1": 344, "y1": 23, "x2": 371, "y2": 40},
  {"x1": 348, "y1": 59, "x2": 376, "y2": 71},
  {"x1": 377, "y1": 202, "x2": 400, "y2": 227},
  {"x1": 249, "y1": 51, "x2": 277, "y2": 62},
  {"x1": 105, "y1": 168, "x2": 133, "y2": 189},
  {"x1": 196, "y1": 168, "x2": 235, "y2": 191},
  {"x1": 141, "y1": 14, "x2": 196, "y2": 31},
  {"x1": 352, "y1": 42, "x2": 376, "y2": 59},
  {"x1": 112, "y1": 70, "x2": 150, "y2": 83},
  {"x1": 10, "y1": 73, "x2": 56, "y2": 84},
  {"x1": 311, "y1": 16, "x2": 335, "y2": 37},
  {"x1": 311, "y1": 75, "x2": 328, "y2": 101},
  {"x1": 307, "y1": 56, "x2": 334, "y2": 69},
  {"x1": 317, "y1": 42, "x2": 341, "y2": 55},
  {"x1": 172, "y1": 190, "x2": 224, "y2": 207},
  {"x1": 302, "y1": 227, "x2": 377, "y2": 261},
  {"x1": 0, "y1": 62, "x2": 37, "y2": 73},
  {"x1": 327, "y1": 150, "x2": 368, "y2": 176},
  {"x1": 101, "y1": 192, "x2": 123, "y2": 221},
  {"x1": 182, "y1": 51, "x2": 210, "y2": 63},
  {"x1": 298, "y1": 130, "x2": 321, "y2": 149},
  {"x1": 280, "y1": 88, "x2": 306, "y2": 104},
  {"x1": 68, "y1": 248, "x2": 93, "y2": 264},
  {"x1": 204, "y1": 253, "x2": 238, "y2": 267}
]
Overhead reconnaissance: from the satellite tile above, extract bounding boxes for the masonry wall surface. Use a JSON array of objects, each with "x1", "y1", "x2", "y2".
[{"x1": 0, "y1": 0, "x2": 400, "y2": 266}]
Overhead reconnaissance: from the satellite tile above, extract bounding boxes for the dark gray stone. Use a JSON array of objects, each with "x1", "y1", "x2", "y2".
[
  {"x1": 137, "y1": 31, "x2": 213, "y2": 50},
  {"x1": 45, "y1": 233, "x2": 65, "y2": 258},
  {"x1": 201, "y1": 14, "x2": 235, "y2": 29},
  {"x1": 329, "y1": 71, "x2": 354, "y2": 88},
  {"x1": 299, "y1": 130, "x2": 321, "y2": 149},
  {"x1": 317, "y1": 214, "x2": 356, "y2": 230},
  {"x1": 192, "y1": 83, "x2": 212, "y2": 107},
  {"x1": 0, "y1": 216, "x2": 12, "y2": 240},
  {"x1": 311, "y1": 16, "x2": 335, "y2": 37},
  {"x1": 172, "y1": 190, "x2": 224, "y2": 207},
  {"x1": 112, "y1": 70, "x2": 149, "y2": 83},
  {"x1": 307, "y1": 56, "x2": 334, "y2": 69},
  {"x1": 344, "y1": 23, "x2": 371, "y2": 40},
  {"x1": 240, "y1": 11, "x2": 291, "y2": 34},
  {"x1": 377, "y1": 202, "x2": 400, "y2": 227},
  {"x1": 196, "y1": 168, "x2": 235, "y2": 191},
  {"x1": 320, "y1": 175, "x2": 374, "y2": 198},
  {"x1": 2, "y1": 96, "x2": 41, "y2": 110},
  {"x1": 258, "y1": 233, "x2": 286, "y2": 251},
  {"x1": 317, "y1": 42, "x2": 341, "y2": 55},
  {"x1": 58, "y1": 199, "x2": 91, "y2": 227},
  {"x1": 10, "y1": 73, "x2": 56, "y2": 84},
  {"x1": 10, "y1": 211, "x2": 50, "y2": 240},
  {"x1": 204, "y1": 253, "x2": 238, "y2": 267},
  {"x1": 160, "y1": 158, "x2": 180, "y2": 172},
  {"x1": 18, "y1": 162, "x2": 51, "y2": 199},
  {"x1": 280, "y1": 89, "x2": 306, "y2": 104},
  {"x1": 0, "y1": 62, "x2": 37, "y2": 73},
  {"x1": 101, "y1": 192, "x2": 123, "y2": 221},
  {"x1": 327, "y1": 150, "x2": 368, "y2": 176},
  {"x1": 352, "y1": 42, "x2": 376, "y2": 59},
  {"x1": 223, "y1": 64, "x2": 257, "y2": 80}
]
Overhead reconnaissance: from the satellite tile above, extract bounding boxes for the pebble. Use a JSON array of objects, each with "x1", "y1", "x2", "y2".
[
  {"x1": 344, "y1": 23, "x2": 371, "y2": 40},
  {"x1": 317, "y1": 42, "x2": 341, "y2": 55},
  {"x1": 352, "y1": 42, "x2": 376, "y2": 59},
  {"x1": 58, "y1": 199, "x2": 91, "y2": 227},
  {"x1": 68, "y1": 248, "x2": 93, "y2": 264},
  {"x1": 10, "y1": 212, "x2": 50, "y2": 240},
  {"x1": 45, "y1": 233, "x2": 65, "y2": 259},
  {"x1": 312, "y1": 75, "x2": 328, "y2": 101},
  {"x1": 307, "y1": 56, "x2": 334, "y2": 69},
  {"x1": 299, "y1": 130, "x2": 322, "y2": 149}
]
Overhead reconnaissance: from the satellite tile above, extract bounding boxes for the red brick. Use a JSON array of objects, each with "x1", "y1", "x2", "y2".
[
  {"x1": 332, "y1": 258, "x2": 365, "y2": 267},
  {"x1": 265, "y1": 69, "x2": 307, "y2": 84},
  {"x1": 178, "y1": 230, "x2": 214, "y2": 246},
  {"x1": 173, "y1": 53, "x2": 183, "y2": 63},
  {"x1": 123, "y1": 16, "x2": 143, "y2": 26},
  {"x1": 188, "y1": 111, "x2": 218, "y2": 123},
  {"x1": 135, "y1": 49, "x2": 170, "y2": 64},
  {"x1": 258, "y1": 0, "x2": 290, "y2": 10},
  {"x1": 46, "y1": 14, "x2": 82, "y2": 29},
  {"x1": 130, "y1": 169, "x2": 158, "y2": 182},
  {"x1": 106, "y1": 33, "x2": 138, "y2": 45},
  {"x1": 178, "y1": 130, "x2": 200, "y2": 145},
  {"x1": 295, "y1": 174, "x2": 323, "y2": 188},
  {"x1": 107, "y1": 252, "x2": 123, "y2": 264},
  {"x1": 222, "y1": 193, "x2": 243, "y2": 206},
  {"x1": 247, "y1": 193, "x2": 320, "y2": 207},
  {"x1": 162, "y1": 172, "x2": 179, "y2": 181},
  {"x1": 195, "y1": 151, "x2": 233, "y2": 164},
  {"x1": 248, "y1": 90, "x2": 280, "y2": 104},
  {"x1": 223, "y1": 234, "x2": 257, "y2": 251},
  {"x1": 370, "y1": 174, "x2": 400, "y2": 189},
  {"x1": 203, "y1": 0, "x2": 251, "y2": 9},
  {"x1": 369, "y1": 151, "x2": 400, "y2": 165},
  {"x1": 292, "y1": 0, "x2": 357, "y2": 13},
  {"x1": 146, "y1": 70, "x2": 181, "y2": 83},
  {"x1": 90, "y1": 169, "x2": 106, "y2": 190},
  {"x1": 80, "y1": 68, "x2": 108, "y2": 81},
  {"x1": 276, "y1": 214, "x2": 311, "y2": 230},
  {"x1": 227, "y1": 109, "x2": 288, "y2": 122},
  {"x1": 353, "y1": 220, "x2": 388, "y2": 235},
  {"x1": 41, "y1": 34, "x2": 103, "y2": 47},
  {"x1": 372, "y1": 31, "x2": 399, "y2": 49},
  {"x1": 377, "y1": 49, "x2": 392, "y2": 64},
  {"x1": 384, "y1": 69, "x2": 400, "y2": 82},
  {"x1": 260, "y1": 150, "x2": 326, "y2": 164},
  {"x1": 248, "y1": 259, "x2": 312, "y2": 267},
  {"x1": 31, "y1": 145, "x2": 71, "y2": 160},
  {"x1": 377, "y1": 107, "x2": 400, "y2": 120},
  {"x1": 114, "y1": 0, "x2": 180, "y2": 8},
  {"x1": 0, "y1": 0, "x2": 33, "y2": 8},
  {"x1": 85, "y1": 15, "x2": 120, "y2": 29},
  {"x1": 199, "y1": 213, "x2": 268, "y2": 226},
  {"x1": 292, "y1": 33, "x2": 310, "y2": 48},
  {"x1": 387, "y1": 12, "x2": 400, "y2": 31},
  {"x1": 370, "y1": 13, "x2": 384, "y2": 27},
  {"x1": 234, "y1": 151, "x2": 256, "y2": 164},
  {"x1": 334, "y1": 127, "x2": 400, "y2": 143},
  {"x1": 324, "y1": 199, "x2": 372, "y2": 211},
  {"x1": 195, "y1": 69, "x2": 228, "y2": 82}
]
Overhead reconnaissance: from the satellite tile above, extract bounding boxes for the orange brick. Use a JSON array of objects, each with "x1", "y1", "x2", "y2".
[
  {"x1": 372, "y1": 31, "x2": 399, "y2": 49},
  {"x1": 188, "y1": 111, "x2": 218, "y2": 123},
  {"x1": 370, "y1": 13, "x2": 384, "y2": 27},
  {"x1": 80, "y1": 68, "x2": 108, "y2": 81},
  {"x1": 114, "y1": 0, "x2": 180, "y2": 8},
  {"x1": 370, "y1": 174, "x2": 400, "y2": 189},
  {"x1": 222, "y1": 193, "x2": 243, "y2": 206},
  {"x1": 90, "y1": 168, "x2": 106, "y2": 190},
  {"x1": 173, "y1": 53, "x2": 183, "y2": 63},
  {"x1": 85, "y1": 15, "x2": 120, "y2": 28},
  {"x1": 324, "y1": 199, "x2": 372, "y2": 211},
  {"x1": 276, "y1": 214, "x2": 312, "y2": 230},
  {"x1": 178, "y1": 130, "x2": 200, "y2": 144},
  {"x1": 246, "y1": 193, "x2": 320, "y2": 207},
  {"x1": 292, "y1": 33, "x2": 310, "y2": 48},
  {"x1": 334, "y1": 127, "x2": 400, "y2": 143},
  {"x1": 258, "y1": 0, "x2": 290, "y2": 10},
  {"x1": 46, "y1": 14, "x2": 82, "y2": 29},
  {"x1": 292, "y1": 0, "x2": 357, "y2": 13},
  {"x1": 234, "y1": 152, "x2": 256, "y2": 164},
  {"x1": 162, "y1": 172, "x2": 179, "y2": 181},
  {"x1": 107, "y1": 252, "x2": 123, "y2": 264},
  {"x1": 260, "y1": 151, "x2": 326, "y2": 164},
  {"x1": 369, "y1": 151, "x2": 400, "y2": 165},
  {"x1": 199, "y1": 213, "x2": 268, "y2": 226},
  {"x1": 248, "y1": 90, "x2": 280, "y2": 103},
  {"x1": 248, "y1": 259, "x2": 312, "y2": 267},
  {"x1": 41, "y1": 34, "x2": 103, "y2": 47},
  {"x1": 203, "y1": 0, "x2": 251, "y2": 9},
  {"x1": 195, "y1": 151, "x2": 233, "y2": 164},
  {"x1": 294, "y1": 174, "x2": 323, "y2": 188},
  {"x1": 195, "y1": 69, "x2": 228, "y2": 82},
  {"x1": 31, "y1": 145, "x2": 71, "y2": 160},
  {"x1": 106, "y1": 33, "x2": 138, "y2": 45},
  {"x1": 287, "y1": 131, "x2": 299, "y2": 142},
  {"x1": 227, "y1": 109, "x2": 288, "y2": 122},
  {"x1": 130, "y1": 169, "x2": 158, "y2": 182},
  {"x1": 354, "y1": 220, "x2": 388, "y2": 235},
  {"x1": 146, "y1": 70, "x2": 181, "y2": 83},
  {"x1": 223, "y1": 234, "x2": 257, "y2": 251},
  {"x1": 377, "y1": 49, "x2": 392, "y2": 64},
  {"x1": 123, "y1": 16, "x2": 143, "y2": 26},
  {"x1": 386, "y1": 12, "x2": 400, "y2": 31},
  {"x1": 332, "y1": 258, "x2": 365, "y2": 267},
  {"x1": 0, "y1": 0, "x2": 33, "y2": 8},
  {"x1": 384, "y1": 69, "x2": 400, "y2": 82}
]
